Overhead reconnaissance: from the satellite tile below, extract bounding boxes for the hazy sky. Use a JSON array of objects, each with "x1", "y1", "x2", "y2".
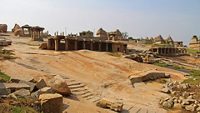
[{"x1": 1, "y1": 0, "x2": 200, "y2": 44}]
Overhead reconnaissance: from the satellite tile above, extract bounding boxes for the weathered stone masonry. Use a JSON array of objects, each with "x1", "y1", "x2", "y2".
[
  {"x1": 47, "y1": 35, "x2": 127, "y2": 53},
  {"x1": 150, "y1": 47, "x2": 187, "y2": 56}
]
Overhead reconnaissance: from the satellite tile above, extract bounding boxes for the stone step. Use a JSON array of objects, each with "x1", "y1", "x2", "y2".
[
  {"x1": 147, "y1": 109, "x2": 156, "y2": 113},
  {"x1": 81, "y1": 93, "x2": 93, "y2": 98},
  {"x1": 123, "y1": 104, "x2": 134, "y2": 111},
  {"x1": 85, "y1": 96, "x2": 94, "y2": 100},
  {"x1": 68, "y1": 84, "x2": 86, "y2": 89},
  {"x1": 70, "y1": 88, "x2": 88, "y2": 92},
  {"x1": 138, "y1": 108, "x2": 148, "y2": 113},
  {"x1": 65, "y1": 79, "x2": 76, "y2": 83},
  {"x1": 73, "y1": 90, "x2": 91, "y2": 95},
  {"x1": 91, "y1": 97, "x2": 101, "y2": 103},
  {"x1": 67, "y1": 82, "x2": 84, "y2": 86},
  {"x1": 129, "y1": 106, "x2": 141, "y2": 113},
  {"x1": 85, "y1": 95, "x2": 95, "y2": 100}
]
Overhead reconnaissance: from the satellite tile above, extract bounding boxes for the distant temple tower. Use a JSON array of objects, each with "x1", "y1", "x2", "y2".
[
  {"x1": 96, "y1": 28, "x2": 108, "y2": 40},
  {"x1": 189, "y1": 35, "x2": 200, "y2": 50}
]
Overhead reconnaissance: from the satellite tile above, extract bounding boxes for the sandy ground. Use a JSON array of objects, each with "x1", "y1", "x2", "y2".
[{"x1": 0, "y1": 35, "x2": 186, "y2": 113}]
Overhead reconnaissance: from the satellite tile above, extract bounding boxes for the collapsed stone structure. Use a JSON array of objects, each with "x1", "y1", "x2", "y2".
[
  {"x1": 129, "y1": 35, "x2": 184, "y2": 48},
  {"x1": 0, "y1": 24, "x2": 7, "y2": 33},
  {"x1": 189, "y1": 35, "x2": 200, "y2": 51},
  {"x1": 21, "y1": 25, "x2": 45, "y2": 41},
  {"x1": 12, "y1": 24, "x2": 45, "y2": 41},
  {"x1": 12, "y1": 24, "x2": 21, "y2": 32},
  {"x1": 150, "y1": 47, "x2": 187, "y2": 56},
  {"x1": 45, "y1": 29, "x2": 127, "y2": 53},
  {"x1": 134, "y1": 35, "x2": 187, "y2": 56},
  {"x1": 12, "y1": 24, "x2": 23, "y2": 36},
  {"x1": 160, "y1": 81, "x2": 200, "y2": 112}
]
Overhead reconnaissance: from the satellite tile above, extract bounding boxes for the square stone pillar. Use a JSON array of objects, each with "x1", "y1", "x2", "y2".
[
  {"x1": 74, "y1": 40, "x2": 78, "y2": 50},
  {"x1": 106, "y1": 43, "x2": 109, "y2": 52},
  {"x1": 55, "y1": 39, "x2": 59, "y2": 51},
  {"x1": 98, "y1": 42, "x2": 101, "y2": 51},
  {"x1": 90, "y1": 40, "x2": 93, "y2": 50},
  {"x1": 83, "y1": 39, "x2": 86, "y2": 49},
  {"x1": 47, "y1": 39, "x2": 52, "y2": 50},
  {"x1": 65, "y1": 39, "x2": 69, "y2": 50}
]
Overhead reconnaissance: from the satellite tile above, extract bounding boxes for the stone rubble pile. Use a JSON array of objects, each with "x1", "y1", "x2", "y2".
[
  {"x1": 160, "y1": 81, "x2": 200, "y2": 113},
  {"x1": 0, "y1": 75, "x2": 71, "y2": 113}
]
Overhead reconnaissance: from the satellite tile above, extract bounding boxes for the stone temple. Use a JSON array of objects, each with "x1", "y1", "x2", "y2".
[
  {"x1": 46, "y1": 28, "x2": 127, "y2": 53},
  {"x1": 189, "y1": 35, "x2": 200, "y2": 51}
]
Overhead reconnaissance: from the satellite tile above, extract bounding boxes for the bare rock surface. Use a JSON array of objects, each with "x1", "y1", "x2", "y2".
[{"x1": 0, "y1": 37, "x2": 186, "y2": 113}]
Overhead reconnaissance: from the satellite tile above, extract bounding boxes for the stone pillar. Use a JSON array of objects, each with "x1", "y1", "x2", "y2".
[
  {"x1": 155, "y1": 48, "x2": 158, "y2": 54},
  {"x1": 163, "y1": 48, "x2": 166, "y2": 55},
  {"x1": 160, "y1": 48, "x2": 163, "y2": 55},
  {"x1": 28, "y1": 29, "x2": 31, "y2": 36},
  {"x1": 98, "y1": 42, "x2": 101, "y2": 51},
  {"x1": 37, "y1": 31, "x2": 39, "y2": 40},
  {"x1": 74, "y1": 40, "x2": 78, "y2": 50},
  {"x1": 22, "y1": 28, "x2": 24, "y2": 36},
  {"x1": 47, "y1": 39, "x2": 52, "y2": 50},
  {"x1": 173, "y1": 48, "x2": 175, "y2": 55},
  {"x1": 163, "y1": 48, "x2": 165, "y2": 55},
  {"x1": 55, "y1": 39, "x2": 59, "y2": 51},
  {"x1": 90, "y1": 40, "x2": 93, "y2": 50},
  {"x1": 106, "y1": 43, "x2": 109, "y2": 52},
  {"x1": 83, "y1": 41, "x2": 86, "y2": 49},
  {"x1": 166, "y1": 48, "x2": 168, "y2": 55},
  {"x1": 32, "y1": 32, "x2": 35, "y2": 40},
  {"x1": 39, "y1": 31, "x2": 41, "y2": 38},
  {"x1": 65, "y1": 38, "x2": 68, "y2": 50}
]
